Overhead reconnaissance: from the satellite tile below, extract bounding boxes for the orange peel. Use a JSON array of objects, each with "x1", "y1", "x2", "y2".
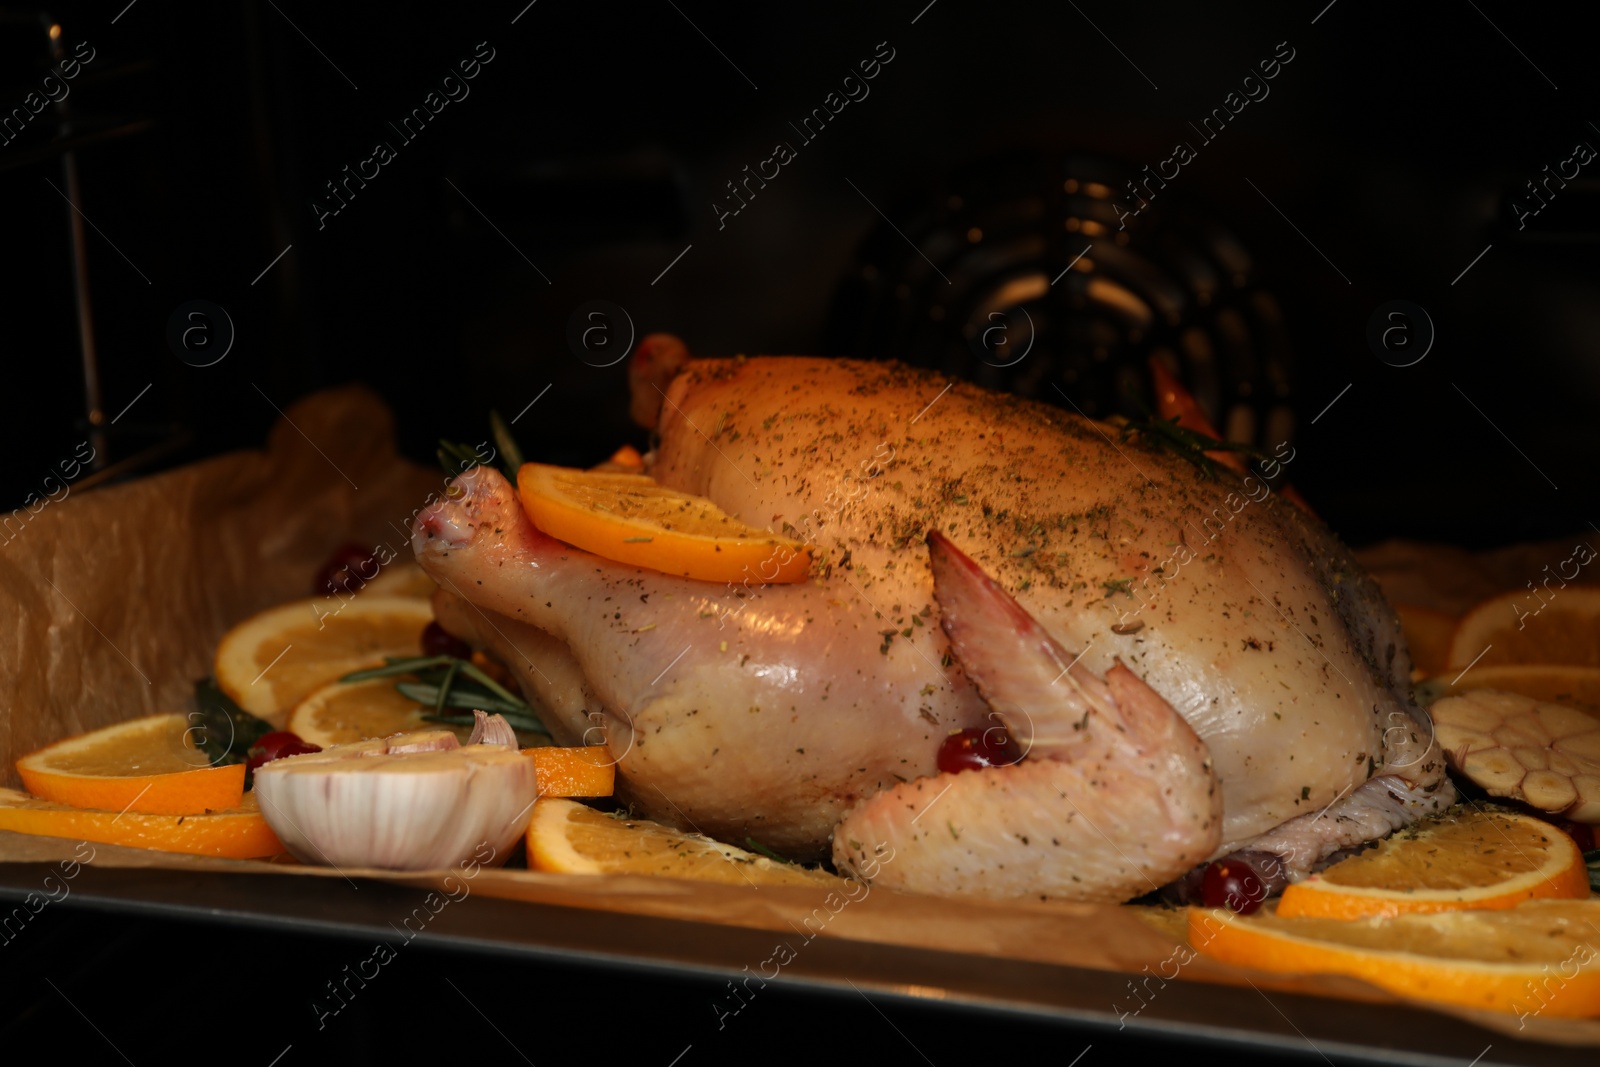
[
  {"x1": 516, "y1": 463, "x2": 810, "y2": 583},
  {"x1": 16, "y1": 714, "x2": 245, "y2": 816}
]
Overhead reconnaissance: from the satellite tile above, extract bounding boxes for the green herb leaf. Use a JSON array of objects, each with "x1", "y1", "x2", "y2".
[
  {"x1": 456, "y1": 661, "x2": 526, "y2": 706},
  {"x1": 1587, "y1": 848, "x2": 1599, "y2": 893},
  {"x1": 339, "y1": 655, "x2": 461, "y2": 683},
  {"x1": 421, "y1": 710, "x2": 548, "y2": 735},
  {"x1": 1101, "y1": 577, "x2": 1134, "y2": 599},
  {"x1": 437, "y1": 438, "x2": 489, "y2": 478},
  {"x1": 744, "y1": 837, "x2": 795, "y2": 865},
  {"x1": 393, "y1": 681, "x2": 541, "y2": 720},
  {"x1": 489, "y1": 410, "x2": 525, "y2": 481},
  {"x1": 433, "y1": 658, "x2": 462, "y2": 717},
  {"x1": 1116, "y1": 388, "x2": 1271, "y2": 480},
  {"x1": 342, "y1": 656, "x2": 550, "y2": 735},
  {"x1": 191, "y1": 677, "x2": 275, "y2": 781}
]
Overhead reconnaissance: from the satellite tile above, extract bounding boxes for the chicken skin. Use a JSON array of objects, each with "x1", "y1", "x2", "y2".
[{"x1": 412, "y1": 353, "x2": 1449, "y2": 900}]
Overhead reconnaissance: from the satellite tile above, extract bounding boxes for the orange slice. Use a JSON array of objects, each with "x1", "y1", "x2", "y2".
[
  {"x1": 1447, "y1": 586, "x2": 1600, "y2": 668},
  {"x1": 1395, "y1": 603, "x2": 1457, "y2": 676},
  {"x1": 1189, "y1": 900, "x2": 1600, "y2": 1018},
  {"x1": 356, "y1": 561, "x2": 437, "y2": 599},
  {"x1": 594, "y1": 444, "x2": 646, "y2": 472},
  {"x1": 1419, "y1": 664, "x2": 1600, "y2": 719},
  {"x1": 516, "y1": 463, "x2": 811, "y2": 584},
  {"x1": 288, "y1": 677, "x2": 450, "y2": 748},
  {"x1": 16, "y1": 714, "x2": 245, "y2": 816},
  {"x1": 214, "y1": 596, "x2": 434, "y2": 725},
  {"x1": 1277, "y1": 806, "x2": 1589, "y2": 919},
  {"x1": 0, "y1": 787, "x2": 284, "y2": 859},
  {"x1": 524, "y1": 747, "x2": 615, "y2": 797},
  {"x1": 526, "y1": 798, "x2": 838, "y2": 887},
  {"x1": 288, "y1": 678, "x2": 552, "y2": 749}
]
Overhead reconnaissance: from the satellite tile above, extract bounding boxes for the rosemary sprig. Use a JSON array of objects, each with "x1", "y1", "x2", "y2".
[
  {"x1": 1118, "y1": 413, "x2": 1270, "y2": 480},
  {"x1": 433, "y1": 658, "x2": 462, "y2": 717},
  {"x1": 341, "y1": 654, "x2": 521, "y2": 704},
  {"x1": 393, "y1": 681, "x2": 538, "y2": 719},
  {"x1": 489, "y1": 409, "x2": 525, "y2": 481},
  {"x1": 744, "y1": 837, "x2": 796, "y2": 865},
  {"x1": 340, "y1": 654, "x2": 454, "y2": 682},
  {"x1": 191, "y1": 677, "x2": 274, "y2": 768},
  {"x1": 437, "y1": 439, "x2": 485, "y2": 478},
  {"x1": 438, "y1": 413, "x2": 527, "y2": 483},
  {"x1": 339, "y1": 656, "x2": 550, "y2": 736},
  {"x1": 1115, "y1": 386, "x2": 1271, "y2": 480},
  {"x1": 421, "y1": 709, "x2": 547, "y2": 734}
]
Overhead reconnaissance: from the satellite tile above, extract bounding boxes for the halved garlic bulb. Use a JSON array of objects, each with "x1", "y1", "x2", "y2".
[{"x1": 253, "y1": 728, "x2": 536, "y2": 870}]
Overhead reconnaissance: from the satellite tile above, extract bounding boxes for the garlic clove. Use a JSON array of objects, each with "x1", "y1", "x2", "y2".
[
  {"x1": 253, "y1": 730, "x2": 536, "y2": 870},
  {"x1": 466, "y1": 710, "x2": 519, "y2": 748},
  {"x1": 385, "y1": 729, "x2": 460, "y2": 755}
]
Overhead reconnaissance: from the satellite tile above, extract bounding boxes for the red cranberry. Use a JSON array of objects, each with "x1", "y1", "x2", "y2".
[
  {"x1": 421, "y1": 621, "x2": 473, "y2": 659},
  {"x1": 315, "y1": 543, "x2": 380, "y2": 596},
  {"x1": 937, "y1": 727, "x2": 1018, "y2": 774},
  {"x1": 1200, "y1": 858, "x2": 1268, "y2": 914},
  {"x1": 246, "y1": 731, "x2": 322, "y2": 771}
]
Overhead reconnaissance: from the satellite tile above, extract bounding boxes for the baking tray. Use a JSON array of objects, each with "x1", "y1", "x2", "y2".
[{"x1": 0, "y1": 863, "x2": 1583, "y2": 1066}]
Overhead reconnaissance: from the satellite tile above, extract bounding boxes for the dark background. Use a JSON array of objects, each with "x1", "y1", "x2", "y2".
[
  {"x1": 3, "y1": 0, "x2": 1597, "y2": 546},
  {"x1": 2, "y1": 3, "x2": 1597, "y2": 1061}
]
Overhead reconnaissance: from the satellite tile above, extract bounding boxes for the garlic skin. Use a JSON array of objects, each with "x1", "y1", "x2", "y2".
[
  {"x1": 466, "y1": 709, "x2": 519, "y2": 748},
  {"x1": 253, "y1": 730, "x2": 536, "y2": 870}
]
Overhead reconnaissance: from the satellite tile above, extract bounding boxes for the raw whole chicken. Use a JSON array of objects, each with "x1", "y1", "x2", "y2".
[{"x1": 412, "y1": 345, "x2": 1451, "y2": 902}]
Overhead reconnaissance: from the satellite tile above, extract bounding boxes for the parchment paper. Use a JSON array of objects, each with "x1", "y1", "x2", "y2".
[{"x1": 2, "y1": 388, "x2": 1595, "y2": 1048}]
